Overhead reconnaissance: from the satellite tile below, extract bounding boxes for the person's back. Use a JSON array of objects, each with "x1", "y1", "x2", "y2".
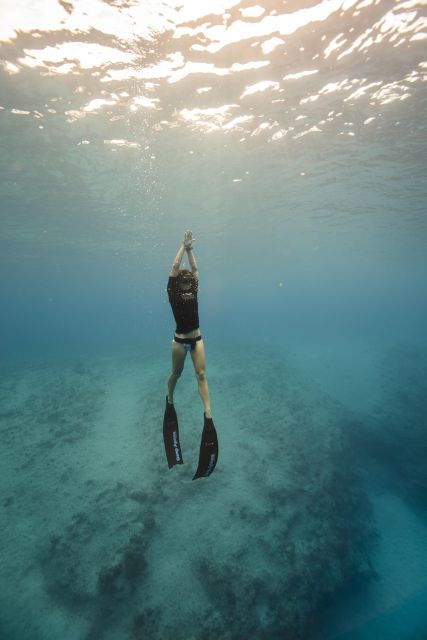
[
  {"x1": 162, "y1": 230, "x2": 218, "y2": 480},
  {"x1": 167, "y1": 269, "x2": 199, "y2": 335}
]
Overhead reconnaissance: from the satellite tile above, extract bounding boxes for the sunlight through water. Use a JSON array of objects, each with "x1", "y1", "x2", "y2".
[
  {"x1": 1, "y1": 0, "x2": 426, "y2": 258},
  {"x1": 1, "y1": 0, "x2": 426, "y2": 139}
]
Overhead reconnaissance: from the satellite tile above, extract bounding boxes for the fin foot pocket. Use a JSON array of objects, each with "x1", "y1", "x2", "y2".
[
  {"x1": 192, "y1": 414, "x2": 219, "y2": 480},
  {"x1": 163, "y1": 396, "x2": 184, "y2": 468}
]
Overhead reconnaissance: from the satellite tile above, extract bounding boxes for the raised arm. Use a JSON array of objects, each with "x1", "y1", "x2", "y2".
[
  {"x1": 169, "y1": 243, "x2": 186, "y2": 277},
  {"x1": 169, "y1": 230, "x2": 199, "y2": 278},
  {"x1": 186, "y1": 246, "x2": 199, "y2": 279}
]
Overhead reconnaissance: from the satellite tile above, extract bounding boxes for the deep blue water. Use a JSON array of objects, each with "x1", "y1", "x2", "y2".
[{"x1": 1, "y1": 1, "x2": 427, "y2": 639}]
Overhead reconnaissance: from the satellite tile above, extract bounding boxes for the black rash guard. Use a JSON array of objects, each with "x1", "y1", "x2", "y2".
[{"x1": 167, "y1": 276, "x2": 200, "y2": 334}]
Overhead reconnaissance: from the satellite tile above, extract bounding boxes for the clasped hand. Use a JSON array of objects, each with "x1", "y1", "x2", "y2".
[{"x1": 183, "y1": 230, "x2": 194, "y2": 249}]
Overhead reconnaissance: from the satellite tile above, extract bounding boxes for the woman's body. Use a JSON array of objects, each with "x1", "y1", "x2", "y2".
[{"x1": 167, "y1": 230, "x2": 212, "y2": 419}]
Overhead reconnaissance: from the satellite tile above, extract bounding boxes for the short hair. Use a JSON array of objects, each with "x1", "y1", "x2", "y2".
[{"x1": 177, "y1": 269, "x2": 194, "y2": 280}]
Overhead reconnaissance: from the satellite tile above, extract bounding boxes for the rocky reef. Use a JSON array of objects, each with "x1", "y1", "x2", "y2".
[
  {"x1": 0, "y1": 350, "x2": 377, "y2": 639},
  {"x1": 345, "y1": 344, "x2": 427, "y2": 508}
]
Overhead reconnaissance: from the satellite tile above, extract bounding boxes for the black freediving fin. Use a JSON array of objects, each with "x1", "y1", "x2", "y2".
[
  {"x1": 163, "y1": 396, "x2": 184, "y2": 468},
  {"x1": 192, "y1": 414, "x2": 219, "y2": 480}
]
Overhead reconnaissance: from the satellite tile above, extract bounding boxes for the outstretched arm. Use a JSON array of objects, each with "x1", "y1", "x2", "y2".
[
  {"x1": 184, "y1": 230, "x2": 199, "y2": 278},
  {"x1": 169, "y1": 230, "x2": 197, "y2": 277},
  {"x1": 186, "y1": 246, "x2": 199, "y2": 279},
  {"x1": 169, "y1": 243, "x2": 186, "y2": 277}
]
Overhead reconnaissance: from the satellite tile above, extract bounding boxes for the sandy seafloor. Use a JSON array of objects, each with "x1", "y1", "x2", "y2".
[{"x1": 1, "y1": 336, "x2": 427, "y2": 640}]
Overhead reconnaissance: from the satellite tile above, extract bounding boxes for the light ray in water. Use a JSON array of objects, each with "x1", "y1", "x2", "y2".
[{"x1": 0, "y1": 1, "x2": 426, "y2": 138}]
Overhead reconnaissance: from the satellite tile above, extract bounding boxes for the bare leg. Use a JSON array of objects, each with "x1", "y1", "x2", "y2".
[
  {"x1": 196, "y1": 374, "x2": 212, "y2": 418},
  {"x1": 167, "y1": 373, "x2": 180, "y2": 404},
  {"x1": 167, "y1": 340, "x2": 187, "y2": 403},
  {"x1": 190, "y1": 340, "x2": 212, "y2": 418}
]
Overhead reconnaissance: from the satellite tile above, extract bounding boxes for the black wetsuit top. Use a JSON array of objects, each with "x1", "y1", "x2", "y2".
[{"x1": 167, "y1": 276, "x2": 200, "y2": 334}]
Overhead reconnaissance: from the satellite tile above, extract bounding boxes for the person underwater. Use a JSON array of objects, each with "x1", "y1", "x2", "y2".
[{"x1": 163, "y1": 229, "x2": 218, "y2": 479}]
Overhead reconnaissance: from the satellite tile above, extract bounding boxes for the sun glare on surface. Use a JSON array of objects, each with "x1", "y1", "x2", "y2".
[{"x1": 0, "y1": 0, "x2": 426, "y2": 139}]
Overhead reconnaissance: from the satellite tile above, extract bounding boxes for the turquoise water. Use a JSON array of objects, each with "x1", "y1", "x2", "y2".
[{"x1": 1, "y1": 1, "x2": 427, "y2": 638}]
